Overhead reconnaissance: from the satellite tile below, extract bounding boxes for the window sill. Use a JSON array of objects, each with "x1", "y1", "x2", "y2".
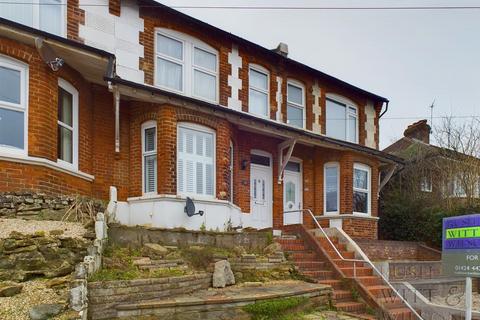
[
  {"x1": 126, "y1": 194, "x2": 242, "y2": 210},
  {"x1": 0, "y1": 152, "x2": 94, "y2": 181}
]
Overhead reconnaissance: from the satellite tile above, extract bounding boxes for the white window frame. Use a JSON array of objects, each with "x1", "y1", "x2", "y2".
[
  {"x1": 0, "y1": 0, "x2": 67, "y2": 36},
  {"x1": 57, "y1": 78, "x2": 78, "y2": 170},
  {"x1": 286, "y1": 80, "x2": 305, "y2": 128},
  {"x1": 154, "y1": 28, "x2": 219, "y2": 104},
  {"x1": 177, "y1": 122, "x2": 216, "y2": 200},
  {"x1": 324, "y1": 162, "x2": 340, "y2": 215},
  {"x1": 326, "y1": 94, "x2": 359, "y2": 143},
  {"x1": 142, "y1": 120, "x2": 157, "y2": 195},
  {"x1": 353, "y1": 163, "x2": 371, "y2": 216},
  {"x1": 248, "y1": 64, "x2": 270, "y2": 118},
  {"x1": 0, "y1": 55, "x2": 28, "y2": 156}
]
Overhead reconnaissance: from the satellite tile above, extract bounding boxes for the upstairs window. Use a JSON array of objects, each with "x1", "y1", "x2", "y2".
[
  {"x1": 249, "y1": 65, "x2": 269, "y2": 117},
  {"x1": 155, "y1": 29, "x2": 218, "y2": 103},
  {"x1": 57, "y1": 79, "x2": 78, "y2": 169},
  {"x1": 0, "y1": 56, "x2": 27, "y2": 154},
  {"x1": 326, "y1": 95, "x2": 358, "y2": 143},
  {"x1": 353, "y1": 163, "x2": 370, "y2": 215},
  {"x1": 420, "y1": 176, "x2": 432, "y2": 192},
  {"x1": 287, "y1": 81, "x2": 305, "y2": 128},
  {"x1": 0, "y1": 0, "x2": 65, "y2": 36},
  {"x1": 142, "y1": 121, "x2": 157, "y2": 194},
  {"x1": 177, "y1": 123, "x2": 215, "y2": 198}
]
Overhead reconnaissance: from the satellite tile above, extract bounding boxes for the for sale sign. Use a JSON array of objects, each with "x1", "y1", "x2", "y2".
[{"x1": 442, "y1": 214, "x2": 480, "y2": 277}]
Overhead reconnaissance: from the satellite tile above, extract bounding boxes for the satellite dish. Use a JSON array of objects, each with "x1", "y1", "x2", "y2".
[{"x1": 184, "y1": 197, "x2": 204, "y2": 217}]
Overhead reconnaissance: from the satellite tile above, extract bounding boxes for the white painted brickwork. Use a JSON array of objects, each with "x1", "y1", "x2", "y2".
[
  {"x1": 312, "y1": 82, "x2": 322, "y2": 133},
  {"x1": 275, "y1": 76, "x2": 283, "y2": 121},
  {"x1": 365, "y1": 101, "x2": 376, "y2": 148},
  {"x1": 227, "y1": 45, "x2": 242, "y2": 110},
  {"x1": 79, "y1": 0, "x2": 144, "y2": 83}
]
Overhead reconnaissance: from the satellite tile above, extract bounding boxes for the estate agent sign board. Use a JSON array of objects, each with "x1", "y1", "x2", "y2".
[
  {"x1": 442, "y1": 214, "x2": 480, "y2": 320},
  {"x1": 442, "y1": 214, "x2": 480, "y2": 277}
]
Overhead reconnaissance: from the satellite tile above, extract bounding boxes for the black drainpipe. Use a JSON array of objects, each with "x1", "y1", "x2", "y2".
[{"x1": 379, "y1": 101, "x2": 389, "y2": 119}]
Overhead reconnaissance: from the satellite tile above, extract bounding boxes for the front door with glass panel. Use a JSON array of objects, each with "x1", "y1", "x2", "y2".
[
  {"x1": 283, "y1": 161, "x2": 302, "y2": 225},
  {"x1": 250, "y1": 153, "x2": 272, "y2": 229}
]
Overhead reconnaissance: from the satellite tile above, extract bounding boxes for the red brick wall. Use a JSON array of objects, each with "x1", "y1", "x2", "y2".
[
  {"x1": 343, "y1": 218, "x2": 378, "y2": 240},
  {"x1": 67, "y1": 0, "x2": 85, "y2": 42},
  {"x1": 355, "y1": 239, "x2": 441, "y2": 261},
  {"x1": 137, "y1": 7, "x2": 379, "y2": 148}
]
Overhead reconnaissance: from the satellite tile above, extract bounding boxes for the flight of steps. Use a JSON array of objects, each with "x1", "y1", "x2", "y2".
[
  {"x1": 278, "y1": 234, "x2": 417, "y2": 320},
  {"x1": 277, "y1": 235, "x2": 374, "y2": 319}
]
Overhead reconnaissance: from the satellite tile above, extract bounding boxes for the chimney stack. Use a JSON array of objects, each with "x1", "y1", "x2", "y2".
[
  {"x1": 273, "y1": 42, "x2": 289, "y2": 57},
  {"x1": 403, "y1": 120, "x2": 431, "y2": 144}
]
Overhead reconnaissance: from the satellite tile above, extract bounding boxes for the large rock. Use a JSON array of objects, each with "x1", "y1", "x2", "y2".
[
  {"x1": 0, "y1": 281, "x2": 23, "y2": 297},
  {"x1": 29, "y1": 303, "x2": 64, "y2": 320},
  {"x1": 212, "y1": 260, "x2": 235, "y2": 288},
  {"x1": 143, "y1": 243, "x2": 168, "y2": 258}
]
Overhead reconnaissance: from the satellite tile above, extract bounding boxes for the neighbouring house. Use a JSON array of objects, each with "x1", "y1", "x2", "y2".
[
  {"x1": 0, "y1": 0, "x2": 402, "y2": 239},
  {"x1": 384, "y1": 120, "x2": 480, "y2": 202}
]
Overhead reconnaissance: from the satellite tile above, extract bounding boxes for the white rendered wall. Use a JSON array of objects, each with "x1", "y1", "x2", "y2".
[
  {"x1": 113, "y1": 196, "x2": 260, "y2": 231},
  {"x1": 227, "y1": 45, "x2": 242, "y2": 110},
  {"x1": 365, "y1": 100, "x2": 377, "y2": 149},
  {"x1": 79, "y1": 0, "x2": 144, "y2": 83},
  {"x1": 275, "y1": 76, "x2": 283, "y2": 121},
  {"x1": 312, "y1": 82, "x2": 322, "y2": 134}
]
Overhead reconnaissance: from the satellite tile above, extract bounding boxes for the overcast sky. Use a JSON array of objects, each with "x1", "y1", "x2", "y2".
[{"x1": 158, "y1": 0, "x2": 480, "y2": 149}]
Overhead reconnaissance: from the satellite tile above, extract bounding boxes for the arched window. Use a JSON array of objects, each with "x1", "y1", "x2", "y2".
[
  {"x1": 326, "y1": 94, "x2": 358, "y2": 143},
  {"x1": 142, "y1": 121, "x2": 157, "y2": 194},
  {"x1": 287, "y1": 80, "x2": 305, "y2": 128},
  {"x1": 353, "y1": 163, "x2": 371, "y2": 215},
  {"x1": 0, "y1": 55, "x2": 28, "y2": 154},
  {"x1": 324, "y1": 162, "x2": 340, "y2": 214},
  {"x1": 155, "y1": 28, "x2": 218, "y2": 103},
  {"x1": 177, "y1": 122, "x2": 216, "y2": 198}
]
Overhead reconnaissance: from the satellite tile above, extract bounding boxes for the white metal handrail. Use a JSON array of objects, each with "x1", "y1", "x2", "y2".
[{"x1": 283, "y1": 209, "x2": 424, "y2": 320}]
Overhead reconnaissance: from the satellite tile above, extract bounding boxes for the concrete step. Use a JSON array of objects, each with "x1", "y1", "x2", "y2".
[
  {"x1": 326, "y1": 250, "x2": 355, "y2": 259},
  {"x1": 332, "y1": 289, "x2": 353, "y2": 302},
  {"x1": 355, "y1": 276, "x2": 384, "y2": 286},
  {"x1": 367, "y1": 285, "x2": 395, "y2": 297},
  {"x1": 316, "y1": 279, "x2": 343, "y2": 290},
  {"x1": 295, "y1": 261, "x2": 327, "y2": 271},
  {"x1": 340, "y1": 267, "x2": 373, "y2": 277},
  {"x1": 290, "y1": 252, "x2": 318, "y2": 261},
  {"x1": 335, "y1": 301, "x2": 366, "y2": 313},
  {"x1": 302, "y1": 270, "x2": 334, "y2": 280},
  {"x1": 332, "y1": 259, "x2": 366, "y2": 268}
]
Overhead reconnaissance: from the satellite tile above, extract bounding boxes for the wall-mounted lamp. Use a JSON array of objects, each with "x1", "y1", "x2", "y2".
[{"x1": 241, "y1": 159, "x2": 249, "y2": 170}]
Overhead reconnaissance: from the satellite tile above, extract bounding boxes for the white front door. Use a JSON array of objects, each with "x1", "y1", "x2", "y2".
[
  {"x1": 283, "y1": 161, "x2": 303, "y2": 225},
  {"x1": 250, "y1": 157, "x2": 272, "y2": 229}
]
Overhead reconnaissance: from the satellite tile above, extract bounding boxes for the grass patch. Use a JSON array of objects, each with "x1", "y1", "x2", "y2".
[
  {"x1": 89, "y1": 243, "x2": 187, "y2": 282},
  {"x1": 243, "y1": 297, "x2": 309, "y2": 320}
]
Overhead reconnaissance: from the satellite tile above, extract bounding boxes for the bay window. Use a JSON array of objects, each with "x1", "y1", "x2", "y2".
[
  {"x1": 57, "y1": 79, "x2": 78, "y2": 169},
  {"x1": 324, "y1": 162, "x2": 339, "y2": 214},
  {"x1": 142, "y1": 121, "x2": 157, "y2": 194},
  {"x1": 0, "y1": 56, "x2": 27, "y2": 154},
  {"x1": 0, "y1": 0, "x2": 65, "y2": 36},
  {"x1": 249, "y1": 65, "x2": 269, "y2": 117},
  {"x1": 177, "y1": 123, "x2": 215, "y2": 198},
  {"x1": 353, "y1": 163, "x2": 371, "y2": 215},
  {"x1": 155, "y1": 29, "x2": 218, "y2": 103},
  {"x1": 287, "y1": 81, "x2": 305, "y2": 128},
  {"x1": 326, "y1": 95, "x2": 358, "y2": 143}
]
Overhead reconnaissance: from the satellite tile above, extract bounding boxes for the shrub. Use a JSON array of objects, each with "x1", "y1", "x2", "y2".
[{"x1": 243, "y1": 297, "x2": 308, "y2": 320}]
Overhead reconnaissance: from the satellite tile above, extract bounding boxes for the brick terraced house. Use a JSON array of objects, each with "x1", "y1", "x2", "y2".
[{"x1": 0, "y1": 0, "x2": 402, "y2": 239}]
